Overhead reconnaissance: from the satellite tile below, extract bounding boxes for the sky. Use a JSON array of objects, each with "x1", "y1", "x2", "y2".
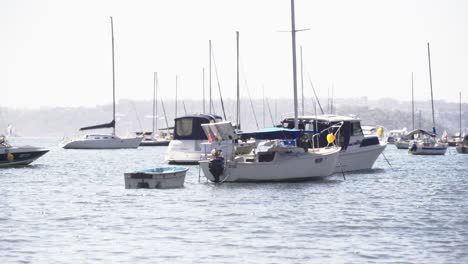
[{"x1": 1, "y1": 0, "x2": 468, "y2": 108}]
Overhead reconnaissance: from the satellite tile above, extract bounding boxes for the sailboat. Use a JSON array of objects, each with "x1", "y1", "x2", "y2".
[
  {"x1": 408, "y1": 43, "x2": 447, "y2": 155},
  {"x1": 448, "y1": 92, "x2": 464, "y2": 146},
  {"x1": 198, "y1": 0, "x2": 341, "y2": 182},
  {"x1": 395, "y1": 72, "x2": 415, "y2": 149},
  {"x1": 139, "y1": 72, "x2": 170, "y2": 146},
  {"x1": 61, "y1": 17, "x2": 142, "y2": 149}
]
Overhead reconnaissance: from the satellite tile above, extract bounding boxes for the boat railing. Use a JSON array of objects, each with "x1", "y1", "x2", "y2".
[{"x1": 310, "y1": 121, "x2": 344, "y2": 149}]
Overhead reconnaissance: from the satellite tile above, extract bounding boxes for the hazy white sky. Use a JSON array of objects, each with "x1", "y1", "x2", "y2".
[{"x1": 1, "y1": 0, "x2": 467, "y2": 108}]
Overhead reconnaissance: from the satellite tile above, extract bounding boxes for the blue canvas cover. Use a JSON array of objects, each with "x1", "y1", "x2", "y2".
[{"x1": 239, "y1": 127, "x2": 304, "y2": 140}]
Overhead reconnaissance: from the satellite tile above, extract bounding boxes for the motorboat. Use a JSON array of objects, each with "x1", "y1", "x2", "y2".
[
  {"x1": 408, "y1": 129, "x2": 447, "y2": 155},
  {"x1": 124, "y1": 166, "x2": 188, "y2": 188},
  {"x1": 456, "y1": 135, "x2": 468, "y2": 154},
  {"x1": 199, "y1": 122, "x2": 341, "y2": 182},
  {"x1": 447, "y1": 133, "x2": 464, "y2": 147},
  {"x1": 166, "y1": 114, "x2": 230, "y2": 164},
  {"x1": 0, "y1": 135, "x2": 48, "y2": 167},
  {"x1": 280, "y1": 114, "x2": 386, "y2": 173},
  {"x1": 61, "y1": 17, "x2": 142, "y2": 149},
  {"x1": 137, "y1": 132, "x2": 170, "y2": 147},
  {"x1": 386, "y1": 129, "x2": 407, "y2": 144}
]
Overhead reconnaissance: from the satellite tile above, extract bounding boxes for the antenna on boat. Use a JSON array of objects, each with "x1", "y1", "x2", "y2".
[
  {"x1": 300, "y1": 46, "x2": 304, "y2": 116},
  {"x1": 411, "y1": 72, "x2": 415, "y2": 130},
  {"x1": 427, "y1": 42, "x2": 436, "y2": 135},
  {"x1": 209, "y1": 40, "x2": 212, "y2": 114},
  {"x1": 110, "y1": 16, "x2": 116, "y2": 136},
  {"x1": 236, "y1": 31, "x2": 240, "y2": 129},
  {"x1": 153, "y1": 72, "x2": 158, "y2": 135}
]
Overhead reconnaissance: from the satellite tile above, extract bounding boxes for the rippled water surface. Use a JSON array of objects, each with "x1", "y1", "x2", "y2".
[{"x1": 1, "y1": 137, "x2": 468, "y2": 263}]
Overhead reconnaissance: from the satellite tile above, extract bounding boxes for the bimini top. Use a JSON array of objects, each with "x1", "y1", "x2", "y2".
[
  {"x1": 239, "y1": 127, "x2": 302, "y2": 140},
  {"x1": 405, "y1": 129, "x2": 436, "y2": 138},
  {"x1": 284, "y1": 114, "x2": 361, "y2": 123},
  {"x1": 173, "y1": 114, "x2": 223, "y2": 140}
]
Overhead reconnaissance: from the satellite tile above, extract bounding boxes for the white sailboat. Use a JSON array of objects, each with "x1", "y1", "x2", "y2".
[
  {"x1": 408, "y1": 43, "x2": 447, "y2": 155},
  {"x1": 199, "y1": 0, "x2": 341, "y2": 183},
  {"x1": 62, "y1": 17, "x2": 142, "y2": 149}
]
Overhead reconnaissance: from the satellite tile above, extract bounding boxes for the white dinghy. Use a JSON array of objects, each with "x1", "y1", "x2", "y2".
[{"x1": 124, "y1": 167, "x2": 188, "y2": 189}]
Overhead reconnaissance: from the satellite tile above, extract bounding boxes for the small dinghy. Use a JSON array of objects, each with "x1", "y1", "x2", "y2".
[{"x1": 124, "y1": 167, "x2": 188, "y2": 189}]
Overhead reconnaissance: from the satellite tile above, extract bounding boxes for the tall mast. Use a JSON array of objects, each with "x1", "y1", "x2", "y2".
[
  {"x1": 175, "y1": 75, "x2": 178, "y2": 118},
  {"x1": 110, "y1": 16, "x2": 116, "y2": 135},
  {"x1": 209, "y1": 40, "x2": 212, "y2": 114},
  {"x1": 290, "y1": 0, "x2": 299, "y2": 129},
  {"x1": 411, "y1": 72, "x2": 415, "y2": 130},
  {"x1": 153, "y1": 72, "x2": 158, "y2": 134},
  {"x1": 427, "y1": 42, "x2": 436, "y2": 134},
  {"x1": 236, "y1": 31, "x2": 240, "y2": 129},
  {"x1": 300, "y1": 46, "x2": 304, "y2": 116},
  {"x1": 202, "y1": 67, "x2": 205, "y2": 113}
]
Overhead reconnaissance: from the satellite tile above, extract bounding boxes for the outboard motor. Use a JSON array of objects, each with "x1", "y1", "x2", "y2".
[
  {"x1": 410, "y1": 142, "x2": 418, "y2": 152},
  {"x1": 209, "y1": 157, "x2": 224, "y2": 183}
]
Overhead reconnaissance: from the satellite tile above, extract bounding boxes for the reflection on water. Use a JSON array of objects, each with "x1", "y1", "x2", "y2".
[{"x1": 1, "y1": 137, "x2": 467, "y2": 263}]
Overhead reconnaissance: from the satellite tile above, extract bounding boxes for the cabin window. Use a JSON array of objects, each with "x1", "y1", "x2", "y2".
[
  {"x1": 176, "y1": 118, "x2": 193, "y2": 136},
  {"x1": 351, "y1": 122, "x2": 363, "y2": 136}
]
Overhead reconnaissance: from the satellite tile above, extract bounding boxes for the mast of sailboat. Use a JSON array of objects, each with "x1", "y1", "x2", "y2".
[
  {"x1": 427, "y1": 42, "x2": 436, "y2": 134},
  {"x1": 290, "y1": 0, "x2": 299, "y2": 129},
  {"x1": 160, "y1": 98, "x2": 170, "y2": 136},
  {"x1": 300, "y1": 46, "x2": 304, "y2": 116},
  {"x1": 411, "y1": 72, "x2": 415, "y2": 130},
  {"x1": 202, "y1": 68, "x2": 205, "y2": 113},
  {"x1": 175, "y1": 75, "x2": 178, "y2": 118},
  {"x1": 153, "y1": 72, "x2": 158, "y2": 135},
  {"x1": 110, "y1": 16, "x2": 116, "y2": 135},
  {"x1": 236, "y1": 31, "x2": 240, "y2": 129},
  {"x1": 209, "y1": 40, "x2": 212, "y2": 114},
  {"x1": 460, "y1": 91, "x2": 462, "y2": 137}
]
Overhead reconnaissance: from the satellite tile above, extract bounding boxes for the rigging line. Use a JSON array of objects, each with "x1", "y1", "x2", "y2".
[
  {"x1": 210, "y1": 44, "x2": 227, "y2": 120},
  {"x1": 306, "y1": 70, "x2": 324, "y2": 114},
  {"x1": 239, "y1": 56, "x2": 260, "y2": 129},
  {"x1": 160, "y1": 98, "x2": 170, "y2": 135},
  {"x1": 130, "y1": 101, "x2": 143, "y2": 132},
  {"x1": 182, "y1": 101, "x2": 188, "y2": 115},
  {"x1": 266, "y1": 98, "x2": 275, "y2": 127}
]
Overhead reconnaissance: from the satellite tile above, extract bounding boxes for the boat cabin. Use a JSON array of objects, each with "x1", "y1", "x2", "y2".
[
  {"x1": 281, "y1": 114, "x2": 381, "y2": 150},
  {"x1": 173, "y1": 114, "x2": 222, "y2": 140}
]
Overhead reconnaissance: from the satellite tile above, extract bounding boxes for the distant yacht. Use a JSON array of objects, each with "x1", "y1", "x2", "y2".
[
  {"x1": 408, "y1": 43, "x2": 447, "y2": 155},
  {"x1": 0, "y1": 135, "x2": 48, "y2": 167},
  {"x1": 61, "y1": 17, "x2": 142, "y2": 149}
]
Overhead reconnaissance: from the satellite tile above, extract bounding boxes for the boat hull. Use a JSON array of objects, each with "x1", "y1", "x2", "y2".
[
  {"x1": 456, "y1": 145, "x2": 468, "y2": 154},
  {"x1": 166, "y1": 139, "x2": 231, "y2": 164},
  {"x1": 408, "y1": 145, "x2": 447, "y2": 155},
  {"x1": 0, "y1": 148, "x2": 49, "y2": 167},
  {"x1": 335, "y1": 143, "x2": 386, "y2": 173},
  {"x1": 395, "y1": 140, "x2": 410, "y2": 149},
  {"x1": 200, "y1": 148, "x2": 340, "y2": 182},
  {"x1": 140, "y1": 140, "x2": 170, "y2": 147},
  {"x1": 62, "y1": 137, "x2": 142, "y2": 149},
  {"x1": 124, "y1": 167, "x2": 188, "y2": 189}
]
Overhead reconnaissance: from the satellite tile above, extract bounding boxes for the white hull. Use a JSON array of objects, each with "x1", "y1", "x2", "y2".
[
  {"x1": 62, "y1": 137, "x2": 142, "y2": 149},
  {"x1": 166, "y1": 139, "x2": 231, "y2": 164},
  {"x1": 335, "y1": 143, "x2": 386, "y2": 173},
  {"x1": 124, "y1": 170, "x2": 186, "y2": 189},
  {"x1": 200, "y1": 147, "x2": 340, "y2": 182},
  {"x1": 395, "y1": 140, "x2": 410, "y2": 149}
]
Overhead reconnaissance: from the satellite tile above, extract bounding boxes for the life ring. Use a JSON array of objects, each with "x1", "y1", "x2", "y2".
[{"x1": 7, "y1": 153, "x2": 14, "y2": 162}]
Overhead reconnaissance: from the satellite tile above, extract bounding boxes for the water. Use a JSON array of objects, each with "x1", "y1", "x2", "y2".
[{"x1": 1, "y1": 137, "x2": 467, "y2": 263}]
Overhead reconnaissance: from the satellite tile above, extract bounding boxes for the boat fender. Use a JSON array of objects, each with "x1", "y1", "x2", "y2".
[
  {"x1": 6, "y1": 153, "x2": 14, "y2": 162},
  {"x1": 208, "y1": 157, "x2": 225, "y2": 183}
]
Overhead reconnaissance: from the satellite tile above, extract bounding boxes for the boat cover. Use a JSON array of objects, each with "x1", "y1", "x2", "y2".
[
  {"x1": 239, "y1": 127, "x2": 303, "y2": 140},
  {"x1": 80, "y1": 120, "x2": 115, "y2": 131}
]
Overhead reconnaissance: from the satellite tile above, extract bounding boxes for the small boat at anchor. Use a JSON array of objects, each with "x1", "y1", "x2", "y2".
[
  {"x1": 124, "y1": 166, "x2": 188, "y2": 189},
  {"x1": 456, "y1": 135, "x2": 468, "y2": 154}
]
